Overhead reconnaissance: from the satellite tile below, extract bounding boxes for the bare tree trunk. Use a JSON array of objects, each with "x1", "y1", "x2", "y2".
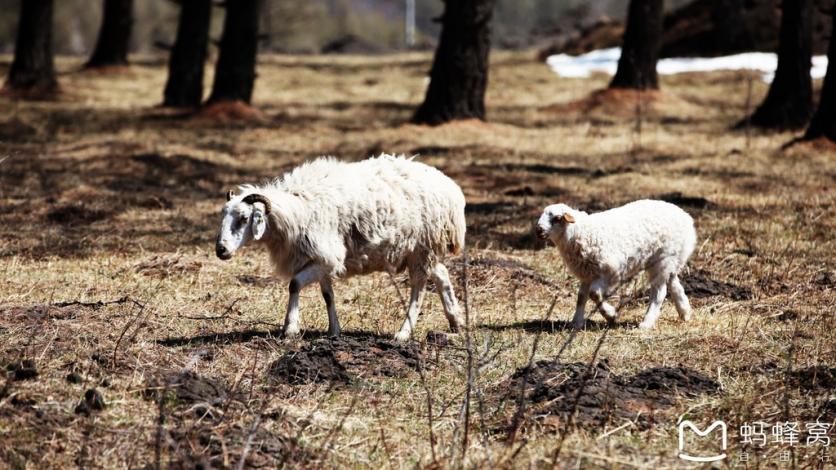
[
  {"x1": 5, "y1": 0, "x2": 58, "y2": 94},
  {"x1": 206, "y1": 0, "x2": 261, "y2": 104},
  {"x1": 163, "y1": 0, "x2": 212, "y2": 107},
  {"x1": 745, "y1": 0, "x2": 813, "y2": 129},
  {"x1": 412, "y1": 0, "x2": 496, "y2": 125},
  {"x1": 86, "y1": 0, "x2": 133, "y2": 68},
  {"x1": 804, "y1": 8, "x2": 836, "y2": 140},
  {"x1": 610, "y1": 0, "x2": 664, "y2": 90}
]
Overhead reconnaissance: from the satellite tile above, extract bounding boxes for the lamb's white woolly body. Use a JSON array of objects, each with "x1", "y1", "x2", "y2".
[
  {"x1": 216, "y1": 154, "x2": 466, "y2": 340},
  {"x1": 537, "y1": 200, "x2": 696, "y2": 329}
]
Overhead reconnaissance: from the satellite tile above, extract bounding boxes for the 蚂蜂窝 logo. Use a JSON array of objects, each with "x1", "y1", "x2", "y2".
[{"x1": 678, "y1": 420, "x2": 728, "y2": 462}]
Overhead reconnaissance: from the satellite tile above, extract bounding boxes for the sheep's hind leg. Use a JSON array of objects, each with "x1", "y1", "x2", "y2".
[
  {"x1": 638, "y1": 273, "x2": 668, "y2": 330},
  {"x1": 283, "y1": 264, "x2": 327, "y2": 338},
  {"x1": 320, "y1": 277, "x2": 340, "y2": 337},
  {"x1": 394, "y1": 271, "x2": 428, "y2": 342},
  {"x1": 667, "y1": 274, "x2": 691, "y2": 322},
  {"x1": 431, "y1": 262, "x2": 463, "y2": 333}
]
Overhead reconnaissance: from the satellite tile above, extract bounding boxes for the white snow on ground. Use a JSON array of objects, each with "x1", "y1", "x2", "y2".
[{"x1": 546, "y1": 47, "x2": 829, "y2": 83}]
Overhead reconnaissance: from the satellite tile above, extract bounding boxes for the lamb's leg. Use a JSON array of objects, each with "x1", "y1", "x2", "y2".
[
  {"x1": 320, "y1": 277, "x2": 340, "y2": 337},
  {"x1": 431, "y1": 262, "x2": 463, "y2": 333},
  {"x1": 283, "y1": 264, "x2": 327, "y2": 338},
  {"x1": 394, "y1": 272, "x2": 428, "y2": 342},
  {"x1": 589, "y1": 275, "x2": 619, "y2": 325},
  {"x1": 571, "y1": 283, "x2": 590, "y2": 329},
  {"x1": 667, "y1": 274, "x2": 691, "y2": 322},
  {"x1": 639, "y1": 273, "x2": 668, "y2": 330}
]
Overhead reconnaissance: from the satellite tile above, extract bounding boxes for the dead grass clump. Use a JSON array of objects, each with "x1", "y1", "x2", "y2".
[
  {"x1": 134, "y1": 254, "x2": 203, "y2": 278},
  {"x1": 550, "y1": 87, "x2": 704, "y2": 120},
  {"x1": 195, "y1": 100, "x2": 266, "y2": 124}
]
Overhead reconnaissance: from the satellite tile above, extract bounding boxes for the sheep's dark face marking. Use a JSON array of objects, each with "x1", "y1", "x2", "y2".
[
  {"x1": 537, "y1": 203, "x2": 576, "y2": 240},
  {"x1": 216, "y1": 196, "x2": 269, "y2": 260}
]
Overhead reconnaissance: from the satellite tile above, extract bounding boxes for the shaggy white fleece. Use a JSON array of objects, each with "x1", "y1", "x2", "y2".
[
  {"x1": 537, "y1": 199, "x2": 696, "y2": 329},
  {"x1": 216, "y1": 154, "x2": 466, "y2": 340}
]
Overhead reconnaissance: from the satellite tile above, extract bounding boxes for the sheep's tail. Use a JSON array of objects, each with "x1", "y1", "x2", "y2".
[{"x1": 446, "y1": 205, "x2": 467, "y2": 256}]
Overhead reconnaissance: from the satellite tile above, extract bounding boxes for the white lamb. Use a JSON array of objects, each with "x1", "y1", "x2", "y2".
[
  {"x1": 214, "y1": 154, "x2": 466, "y2": 341},
  {"x1": 536, "y1": 200, "x2": 697, "y2": 329}
]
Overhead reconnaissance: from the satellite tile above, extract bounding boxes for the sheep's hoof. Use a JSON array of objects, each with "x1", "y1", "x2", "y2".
[
  {"x1": 637, "y1": 322, "x2": 654, "y2": 330},
  {"x1": 572, "y1": 320, "x2": 586, "y2": 330},
  {"x1": 679, "y1": 312, "x2": 692, "y2": 322},
  {"x1": 589, "y1": 290, "x2": 603, "y2": 303},
  {"x1": 283, "y1": 327, "x2": 301, "y2": 338},
  {"x1": 393, "y1": 331, "x2": 411, "y2": 342}
]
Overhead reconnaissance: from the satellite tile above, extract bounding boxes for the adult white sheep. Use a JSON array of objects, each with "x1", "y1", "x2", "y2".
[
  {"x1": 536, "y1": 200, "x2": 696, "y2": 329},
  {"x1": 215, "y1": 154, "x2": 466, "y2": 341}
]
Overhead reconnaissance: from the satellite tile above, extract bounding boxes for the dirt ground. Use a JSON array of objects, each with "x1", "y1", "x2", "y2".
[{"x1": 0, "y1": 51, "x2": 834, "y2": 469}]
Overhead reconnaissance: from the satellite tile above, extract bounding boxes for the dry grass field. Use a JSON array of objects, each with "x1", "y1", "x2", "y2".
[{"x1": 0, "y1": 51, "x2": 834, "y2": 469}]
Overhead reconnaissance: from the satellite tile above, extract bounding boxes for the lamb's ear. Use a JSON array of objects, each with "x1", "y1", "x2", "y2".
[
  {"x1": 563, "y1": 213, "x2": 576, "y2": 223},
  {"x1": 251, "y1": 204, "x2": 267, "y2": 240}
]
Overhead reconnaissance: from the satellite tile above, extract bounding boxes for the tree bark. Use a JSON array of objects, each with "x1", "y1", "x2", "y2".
[
  {"x1": 610, "y1": 0, "x2": 664, "y2": 90},
  {"x1": 86, "y1": 0, "x2": 133, "y2": 68},
  {"x1": 163, "y1": 0, "x2": 212, "y2": 107},
  {"x1": 745, "y1": 0, "x2": 813, "y2": 129},
  {"x1": 206, "y1": 0, "x2": 261, "y2": 104},
  {"x1": 804, "y1": 8, "x2": 836, "y2": 140},
  {"x1": 412, "y1": 0, "x2": 497, "y2": 125},
  {"x1": 5, "y1": 0, "x2": 58, "y2": 93}
]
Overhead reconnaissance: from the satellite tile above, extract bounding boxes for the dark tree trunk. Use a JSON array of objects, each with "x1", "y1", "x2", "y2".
[
  {"x1": 206, "y1": 0, "x2": 260, "y2": 104},
  {"x1": 745, "y1": 0, "x2": 813, "y2": 129},
  {"x1": 5, "y1": 0, "x2": 57, "y2": 93},
  {"x1": 610, "y1": 0, "x2": 664, "y2": 90},
  {"x1": 804, "y1": 8, "x2": 836, "y2": 140},
  {"x1": 163, "y1": 0, "x2": 212, "y2": 107},
  {"x1": 412, "y1": 0, "x2": 496, "y2": 125},
  {"x1": 86, "y1": 0, "x2": 133, "y2": 68}
]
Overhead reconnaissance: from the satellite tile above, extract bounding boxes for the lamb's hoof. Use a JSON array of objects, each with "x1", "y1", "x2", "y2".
[
  {"x1": 327, "y1": 330, "x2": 341, "y2": 338},
  {"x1": 679, "y1": 312, "x2": 692, "y2": 322},
  {"x1": 604, "y1": 316, "x2": 617, "y2": 326},
  {"x1": 283, "y1": 327, "x2": 301, "y2": 338},
  {"x1": 573, "y1": 321, "x2": 586, "y2": 330},
  {"x1": 637, "y1": 322, "x2": 654, "y2": 330},
  {"x1": 393, "y1": 331, "x2": 411, "y2": 342}
]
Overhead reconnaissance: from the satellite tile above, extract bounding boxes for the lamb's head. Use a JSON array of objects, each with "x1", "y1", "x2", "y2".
[
  {"x1": 215, "y1": 190, "x2": 272, "y2": 260},
  {"x1": 536, "y1": 203, "x2": 581, "y2": 240}
]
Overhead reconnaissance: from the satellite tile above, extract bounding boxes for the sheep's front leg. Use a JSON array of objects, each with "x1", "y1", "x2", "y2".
[
  {"x1": 320, "y1": 277, "x2": 341, "y2": 337},
  {"x1": 283, "y1": 264, "x2": 328, "y2": 338},
  {"x1": 431, "y1": 263, "x2": 463, "y2": 333},
  {"x1": 394, "y1": 273, "x2": 428, "y2": 342},
  {"x1": 590, "y1": 276, "x2": 619, "y2": 325},
  {"x1": 571, "y1": 283, "x2": 590, "y2": 329}
]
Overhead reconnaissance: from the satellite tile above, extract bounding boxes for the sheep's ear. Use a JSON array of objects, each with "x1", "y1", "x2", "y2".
[
  {"x1": 251, "y1": 206, "x2": 267, "y2": 240},
  {"x1": 563, "y1": 213, "x2": 576, "y2": 223}
]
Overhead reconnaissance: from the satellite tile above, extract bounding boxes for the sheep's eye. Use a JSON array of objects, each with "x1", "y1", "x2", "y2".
[
  {"x1": 238, "y1": 215, "x2": 247, "y2": 225},
  {"x1": 551, "y1": 215, "x2": 562, "y2": 224}
]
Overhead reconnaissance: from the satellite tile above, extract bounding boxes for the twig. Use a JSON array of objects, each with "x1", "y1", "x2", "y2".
[
  {"x1": 180, "y1": 298, "x2": 242, "y2": 320},
  {"x1": 416, "y1": 347, "x2": 438, "y2": 465},
  {"x1": 461, "y1": 247, "x2": 474, "y2": 458},
  {"x1": 236, "y1": 414, "x2": 262, "y2": 470}
]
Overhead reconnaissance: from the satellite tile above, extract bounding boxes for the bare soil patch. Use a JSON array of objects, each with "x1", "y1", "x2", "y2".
[
  {"x1": 498, "y1": 360, "x2": 720, "y2": 432},
  {"x1": 269, "y1": 335, "x2": 427, "y2": 386}
]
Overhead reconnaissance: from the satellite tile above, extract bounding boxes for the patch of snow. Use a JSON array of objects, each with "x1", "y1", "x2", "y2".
[{"x1": 546, "y1": 47, "x2": 829, "y2": 83}]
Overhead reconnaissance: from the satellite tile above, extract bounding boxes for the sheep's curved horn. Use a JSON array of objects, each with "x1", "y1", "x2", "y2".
[
  {"x1": 226, "y1": 190, "x2": 234, "y2": 201},
  {"x1": 242, "y1": 193, "x2": 272, "y2": 214}
]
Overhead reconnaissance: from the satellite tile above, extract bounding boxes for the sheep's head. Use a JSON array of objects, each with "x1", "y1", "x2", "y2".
[
  {"x1": 215, "y1": 191, "x2": 272, "y2": 260},
  {"x1": 536, "y1": 203, "x2": 578, "y2": 240}
]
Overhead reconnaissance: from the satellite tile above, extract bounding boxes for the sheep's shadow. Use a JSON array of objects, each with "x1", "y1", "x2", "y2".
[
  {"x1": 156, "y1": 328, "x2": 388, "y2": 348},
  {"x1": 482, "y1": 318, "x2": 639, "y2": 334}
]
